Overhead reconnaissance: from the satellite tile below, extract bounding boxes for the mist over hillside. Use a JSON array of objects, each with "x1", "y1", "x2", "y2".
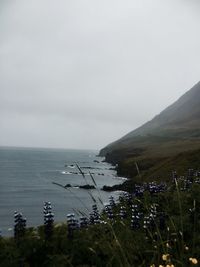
[
  {"x1": 100, "y1": 82, "x2": 200, "y2": 180},
  {"x1": 100, "y1": 81, "x2": 200, "y2": 157}
]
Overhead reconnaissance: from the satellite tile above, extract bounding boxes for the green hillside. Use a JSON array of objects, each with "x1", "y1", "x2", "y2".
[{"x1": 100, "y1": 82, "x2": 200, "y2": 181}]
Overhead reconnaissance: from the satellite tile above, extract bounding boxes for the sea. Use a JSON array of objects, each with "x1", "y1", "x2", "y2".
[{"x1": 0, "y1": 147, "x2": 125, "y2": 236}]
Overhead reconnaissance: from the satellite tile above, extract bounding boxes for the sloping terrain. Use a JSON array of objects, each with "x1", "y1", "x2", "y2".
[{"x1": 100, "y1": 82, "x2": 200, "y2": 180}]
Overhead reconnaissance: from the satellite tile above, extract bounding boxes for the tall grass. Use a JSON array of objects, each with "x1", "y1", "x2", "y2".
[{"x1": 0, "y1": 169, "x2": 200, "y2": 267}]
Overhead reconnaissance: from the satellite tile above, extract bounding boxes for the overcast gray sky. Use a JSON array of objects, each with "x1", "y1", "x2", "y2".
[{"x1": 1, "y1": 0, "x2": 200, "y2": 150}]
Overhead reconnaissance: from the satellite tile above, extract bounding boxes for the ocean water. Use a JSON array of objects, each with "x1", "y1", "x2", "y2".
[{"x1": 0, "y1": 147, "x2": 125, "y2": 236}]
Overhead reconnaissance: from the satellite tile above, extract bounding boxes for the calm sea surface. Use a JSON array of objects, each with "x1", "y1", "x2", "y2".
[{"x1": 0, "y1": 147, "x2": 124, "y2": 236}]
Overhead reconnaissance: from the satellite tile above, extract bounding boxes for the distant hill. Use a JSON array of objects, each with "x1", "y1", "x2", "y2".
[{"x1": 100, "y1": 82, "x2": 200, "y2": 180}]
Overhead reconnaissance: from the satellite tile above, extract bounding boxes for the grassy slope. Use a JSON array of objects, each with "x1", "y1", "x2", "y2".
[
  {"x1": 100, "y1": 82, "x2": 200, "y2": 184},
  {"x1": 112, "y1": 138, "x2": 200, "y2": 186}
]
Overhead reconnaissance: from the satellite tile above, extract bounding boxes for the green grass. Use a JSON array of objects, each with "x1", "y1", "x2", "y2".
[
  {"x1": 0, "y1": 180, "x2": 200, "y2": 267},
  {"x1": 115, "y1": 148, "x2": 200, "y2": 185}
]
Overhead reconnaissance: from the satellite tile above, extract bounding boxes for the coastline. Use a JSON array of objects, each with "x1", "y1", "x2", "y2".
[{"x1": 0, "y1": 147, "x2": 126, "y2": 236}]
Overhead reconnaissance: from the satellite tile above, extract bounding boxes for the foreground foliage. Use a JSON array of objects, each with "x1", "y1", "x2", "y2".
[{"x1": 0, "y1": 176, "x2": 200, "y2": 267}]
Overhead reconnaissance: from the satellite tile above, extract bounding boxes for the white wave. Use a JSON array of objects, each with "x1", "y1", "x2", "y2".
[{"x1": 61, "y1": 171, "x2": 72, "y2": 175}]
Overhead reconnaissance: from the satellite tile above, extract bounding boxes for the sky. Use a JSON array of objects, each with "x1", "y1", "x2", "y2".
[{"x1": 0, "y1": 0, "x2": 200, "y2": 150}]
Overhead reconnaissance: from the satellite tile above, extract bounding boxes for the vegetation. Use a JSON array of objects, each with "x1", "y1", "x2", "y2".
[
  {"x1": 117, "y1": 148, "x2": 200, "y2": 180},
  {"x1": 99, "y1": 82, "x2": 200, "y2": 188},
  {"x1": 100, "y1": 81, "x2": 200, "y2": 160},
  {"x1": 0, "y1": 170, "x2": 200, "y2": 267}
]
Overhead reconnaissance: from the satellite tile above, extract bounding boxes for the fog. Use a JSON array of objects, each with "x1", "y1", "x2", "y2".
[{"x1": 1, "y1": 0, "x2": 200, "y2": 149}]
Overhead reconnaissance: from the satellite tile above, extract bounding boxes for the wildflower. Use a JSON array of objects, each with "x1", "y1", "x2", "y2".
[
  {"x1": 88, "y1": 247, "x2": 96, "y2": 254},
  {"x1": 54, "y1": 223, "x2": 62, "y2": 228},
  {"x1": 189, "y1": 258, "x2": 198, "y2": 265},
  {"x1": 159, "y1": 265, "x2": 164, "y2": 267},
  {"x1": 166, "y1": 265, "x2": 175, "y2": 267},
  {"x1": 150, "y1": 264, "x2": 155, "y2": 267},
  {"x1": 162, "y1": 254, "x2": 170, "y2": 261},
  {"x1": 185, "y1": 245, "x2": 189, "y2": 251}
]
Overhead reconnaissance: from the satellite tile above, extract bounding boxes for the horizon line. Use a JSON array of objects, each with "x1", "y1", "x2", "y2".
[{"x1": 0, "y1": 145, "x2": 99, "y2": 152}]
